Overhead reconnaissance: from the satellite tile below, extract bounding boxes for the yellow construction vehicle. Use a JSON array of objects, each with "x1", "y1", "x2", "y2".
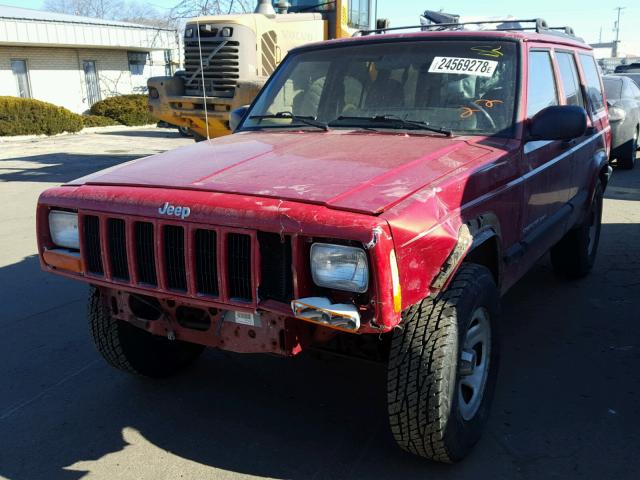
[{"x1": 148, "y1": 0, "x2": 377, "y2": 140}]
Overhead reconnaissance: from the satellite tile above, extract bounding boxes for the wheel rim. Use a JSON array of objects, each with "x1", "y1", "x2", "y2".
[
  {"x1": 458, "y1": 307, "x2": 491, "y2": 421},
  {"x1": 587, "y1": 192, "x2": 601, "y2": 255}
]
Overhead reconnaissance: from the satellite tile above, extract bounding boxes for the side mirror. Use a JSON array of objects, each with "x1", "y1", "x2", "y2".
[
  {"x1": 527, "y1": 105, "x2": 588, "y2": 141},
  {"x1": 229, "y1": 105, "x2": 250, "y2": 132}
]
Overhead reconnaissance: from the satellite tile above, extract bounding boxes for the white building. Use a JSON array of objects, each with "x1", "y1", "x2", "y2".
[{"x1": 0, "y1": 5, "x2": 180, "y2": 113}]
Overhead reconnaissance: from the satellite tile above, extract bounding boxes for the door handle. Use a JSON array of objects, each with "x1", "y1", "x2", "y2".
[{"x1": 561, "y1": 138, "x2": 578, "y2": 150}]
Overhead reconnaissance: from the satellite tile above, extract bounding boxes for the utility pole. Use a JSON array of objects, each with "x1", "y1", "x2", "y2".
[{"x1": 613, "y1": 6, "x2": 625, "y2": 58}]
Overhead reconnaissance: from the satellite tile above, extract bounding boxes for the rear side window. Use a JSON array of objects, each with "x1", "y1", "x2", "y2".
[
  {"x1": 556, "y1": 52, "x2": 585, "y2": 108},
  {"x1": 579, "y1": 54, "x2": 605, "y2": 113},
  {"x1": 527, "y1": 51, "x2": 558, "y2": 117},
  {"x1": 603, "y1": 77, "x2": 623, "y2": 100}
]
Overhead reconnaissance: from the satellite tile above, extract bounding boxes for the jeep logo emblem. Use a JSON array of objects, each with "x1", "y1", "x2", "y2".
[{"x1": 158, "y1": 202, "x2": 191, "y2": 219}]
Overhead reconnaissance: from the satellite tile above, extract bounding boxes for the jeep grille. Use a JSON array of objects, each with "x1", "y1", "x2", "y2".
[{"x1": 79, "y1": 214, "x2": 294, "y2": 307}]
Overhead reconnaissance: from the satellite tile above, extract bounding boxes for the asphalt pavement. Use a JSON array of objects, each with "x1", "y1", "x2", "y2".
[{"x1": 0, "y1": 127, "x2": 638, "y2": 479}]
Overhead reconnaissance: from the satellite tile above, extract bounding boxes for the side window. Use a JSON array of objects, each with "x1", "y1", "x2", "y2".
[
  {"x1": 527, "y1": 50, "x2": 558, "y2": 117},
  {"x1": 11, "y1": 59, "x2": 31, "y2": 98},
  {"x1": 603, "y1": 78, "x2": 622, "y2": 101},
  {"x1": 128, "y1": 51, "x2": 148, "y2": 76},
  {"x1": 556, "y1": 52, "x2": 585, "y2": 108},
  {"x1": 579, "y1": 54, "x2": 605, "y2": 113}
]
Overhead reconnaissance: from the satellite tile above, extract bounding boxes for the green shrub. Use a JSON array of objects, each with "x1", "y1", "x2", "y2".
[
  {"x1": 90, "y1": 94, "x2": 155, "y2": 126},
  {"x1": 0, "y1": 96, "x2": 84, "y2": 136},
  {"x1": 82, "y1": 114, "x2": 119, "y2": 127}
]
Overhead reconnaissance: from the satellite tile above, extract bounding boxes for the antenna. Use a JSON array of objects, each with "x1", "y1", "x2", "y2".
[{"x1": 195, "y1": 19, "x2": 211, "y2": 140}]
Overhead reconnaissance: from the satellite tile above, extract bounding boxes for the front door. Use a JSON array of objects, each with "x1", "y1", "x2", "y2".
[
  {"x1": 83, "y1": 60, "x2": 101, "y2": 106},
  {"x1": 521, "y1": 48, "x2": 574, "y2": 255}
]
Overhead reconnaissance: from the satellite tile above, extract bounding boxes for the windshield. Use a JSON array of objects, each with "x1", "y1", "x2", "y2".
[
  {"x1": 283, "y1": 0, "x2": 335, "y2": 12},
  {"x1": 242, "y1": 40, "x2": 518, "y2": 136}
]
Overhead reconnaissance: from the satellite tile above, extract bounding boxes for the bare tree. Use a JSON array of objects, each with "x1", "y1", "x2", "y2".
[
  {"x1": 119, "y1": 2, "x2": 174, "y2": 28},
  {"x1": 44, "y1": 0, "x2": 253, "y2": 28},
  {"x1": 168, "y1": 0, "x2": 252, "y2": 21},
  {"x1": 44, "y1": 0, "x2": 125, "y2": 19}
]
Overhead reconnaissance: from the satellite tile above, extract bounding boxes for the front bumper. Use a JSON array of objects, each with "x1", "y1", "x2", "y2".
[
  {"x1": 147, "y1": 76, "x2": 265, "y2": 139},
  {"x1": 37, "y1": 185, "x2": 402, "y2": 350}
]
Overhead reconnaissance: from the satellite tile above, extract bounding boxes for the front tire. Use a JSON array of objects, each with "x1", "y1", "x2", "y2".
[
  {"x1": 387, "y1": 263, "x2": 500, "y2": 463},
  {"x1": 550, "y1": 180, "x2": 603, "y2": 278},
  {"x1": 193, "y1": 132, "x2": 208, "y2": 142},
  {"x1": 177, "y1": 126, "x2": 193, "y2": 137},
  {"x1": 88, "y1": 288, "x2": 204, "y2": 378}
]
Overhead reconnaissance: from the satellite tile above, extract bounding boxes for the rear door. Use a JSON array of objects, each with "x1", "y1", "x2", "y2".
[
  {"x1": 555, "y1": 50, "x2": 591, "y2": 203},
  {"x1": 575, "y1": 53, "x2": 609, "y2": 190}
]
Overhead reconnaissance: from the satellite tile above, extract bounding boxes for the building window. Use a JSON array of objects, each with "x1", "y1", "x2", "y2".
[
  {"x1": 83, "y1": 60, "x2": 101, "y2": 106},
  {"x1": 11, "y1": 59, "x2": 31, "y2": 98},
  {"x1": 128, "y1": 51, "x2": 148, "y2": 75}
]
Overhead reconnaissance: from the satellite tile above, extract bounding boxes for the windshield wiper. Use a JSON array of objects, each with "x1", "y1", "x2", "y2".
[
  {"x1": 249, "y1": 111, "x2": 329, "y2": 131},
  {"x1": 331, "y1": 115, "x2": 452, "y2": 136}
]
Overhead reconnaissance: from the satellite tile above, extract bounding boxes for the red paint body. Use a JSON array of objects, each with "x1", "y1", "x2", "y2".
[{"x1": 36, "y1": 30, "x2": 611, "y2": 356}]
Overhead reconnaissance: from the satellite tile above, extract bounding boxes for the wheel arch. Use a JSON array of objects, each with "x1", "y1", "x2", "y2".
[
  {"x1": 431, "y1": 213, "x2": 503, "y2": 293},
  {"x1": 595, "y1": 147, "x2": 612, "y2": 192}
]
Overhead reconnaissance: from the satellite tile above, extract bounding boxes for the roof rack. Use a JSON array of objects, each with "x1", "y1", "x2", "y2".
[{"x1": 355, "y1": 18, "x2": 584, "y2": 43}]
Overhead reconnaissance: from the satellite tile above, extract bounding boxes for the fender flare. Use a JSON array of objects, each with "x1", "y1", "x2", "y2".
[{"x1": 431, "y1": 213, "x2": 503, "y2": 292}]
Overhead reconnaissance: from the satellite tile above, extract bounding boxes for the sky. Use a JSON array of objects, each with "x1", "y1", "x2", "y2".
[{"x1": 3, "y1": 0, "x2": 639, "y2": 55}]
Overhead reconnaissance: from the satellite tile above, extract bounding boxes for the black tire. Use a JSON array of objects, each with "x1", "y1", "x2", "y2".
[
  {"x1": 193, "y1": 132, "x2": 208, "y2": 142},
  {"x1": 387, "y1": 263, "x2": 500, "y2": 463},
  {"x1": 550, "y1": 180, "x2": 603, "y2": 278},
  {"x1": 88, "y1": 288, "x2": 204, "y2": 378},
  {"x1": 177, "y1": 126, "x2": 193, "y2": 137},
  {"x1": 617, "y1": 127, "x2": 638, "y2": 170}
]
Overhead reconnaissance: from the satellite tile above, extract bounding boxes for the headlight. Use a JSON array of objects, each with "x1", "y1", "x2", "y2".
[
  {"x1": 310, "y1": 243, "x2": 369, "y2": 293},
  {"x1": 608, "y1": 106, "x2": 626, "y2": 122},
  {"x1": 220, "y1": 27, "x2": 233, "y2": 37},
  {"x1": 49, "y1": 210, "x2": 79, "y2": 250}
]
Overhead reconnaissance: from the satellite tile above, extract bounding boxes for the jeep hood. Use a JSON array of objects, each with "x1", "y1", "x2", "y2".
[{"x1": 70, "y1": 131, "x2": 495, "y2": 215}]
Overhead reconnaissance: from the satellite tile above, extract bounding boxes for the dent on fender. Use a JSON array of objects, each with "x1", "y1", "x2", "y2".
[{"x1": 430, "y1": 223, "x2": 474, "y2": 291}]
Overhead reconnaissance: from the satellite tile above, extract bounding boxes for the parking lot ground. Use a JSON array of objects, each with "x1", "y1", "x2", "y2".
[{"x1": 0, "y1": 131, "x2": 638, "y2": 479}]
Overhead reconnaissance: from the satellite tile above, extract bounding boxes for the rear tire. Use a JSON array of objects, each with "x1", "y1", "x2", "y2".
[
  {"x1": 617, "y1": 127, "x2": 638, "y2": 170},
  {"x1": 387, "y1": 263, "x2": 500, "y2": 463},
  {"x1": 88, "y1": 288, "x2": 204, "y2": 378},
  {"x1": 550, "y1": 180, "x2": 603, "y2": 279}
]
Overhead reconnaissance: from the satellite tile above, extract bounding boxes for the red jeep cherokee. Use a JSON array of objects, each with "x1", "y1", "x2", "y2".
[{"x1": 37, "y1": 20, "x2": 611, "y2": 462}]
